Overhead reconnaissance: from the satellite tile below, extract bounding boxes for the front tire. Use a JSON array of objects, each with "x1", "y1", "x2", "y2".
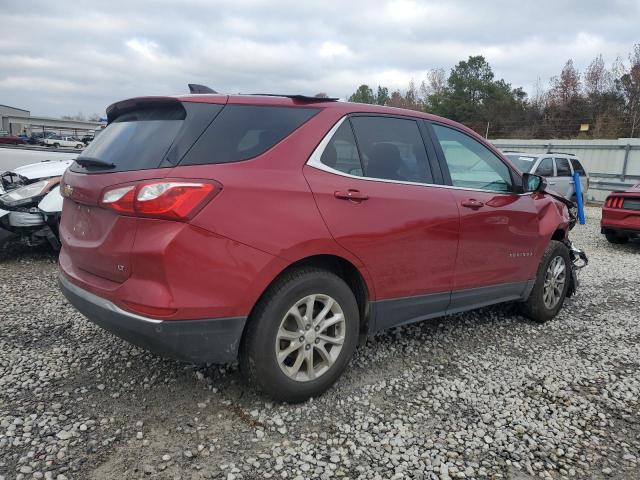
[
  {"x1": 240, "y1": 268, "x2": 359, "y2": 402},
  {"x1": 520, "y1": 240, "x2": 571, "y2": 323}
]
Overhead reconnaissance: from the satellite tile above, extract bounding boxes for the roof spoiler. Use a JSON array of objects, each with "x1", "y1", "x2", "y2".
[
  {"x1": 250, "y1": 94, "x2": 338, "y2": 102},
  {"x1": 188, "y1": 84, "x2": 218, "y2": 94},
  {"x1": 105, "y1": 97, "x2": 183, "y2": 123}
]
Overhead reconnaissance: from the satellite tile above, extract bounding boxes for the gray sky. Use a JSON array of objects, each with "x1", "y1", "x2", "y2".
[{"x1": 1, "y1": 0, "x2": 638, "y2": 117}]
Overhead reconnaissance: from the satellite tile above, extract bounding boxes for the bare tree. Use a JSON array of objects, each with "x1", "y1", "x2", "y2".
[
  {"x1": 584, "y1": 55, "x2": 612, "y2": 98},
  {"x1": 549, "y1": 60, "x2": 581, "y2": 106}
]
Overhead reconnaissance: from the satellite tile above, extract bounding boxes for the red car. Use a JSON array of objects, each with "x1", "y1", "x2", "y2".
[
  {"x1": 602, "y1": 184, "x2": 640, "y2": 243},
  {"x1": 58, "y1": 91, "x2": 585, "y2": 401},
  {"x1": 0, "y1": 134, "x2": 26, "y2": 145}
]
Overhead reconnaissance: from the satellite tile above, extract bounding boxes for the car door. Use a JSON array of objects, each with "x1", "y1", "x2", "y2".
[
  {"x1": 304, "y1": 115, "x2": 460, "y2": 329},
  {"x1": 553, "y1": 157, "x2": 573, "y2": 198},
  {"x1": 427, "y1": 122, "x2": 542, "y2": 310}
]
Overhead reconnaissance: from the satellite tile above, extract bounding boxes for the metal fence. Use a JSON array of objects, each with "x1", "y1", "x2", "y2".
[{"x1": 491, "y1": 138, "x2": 640, "y2": 202}]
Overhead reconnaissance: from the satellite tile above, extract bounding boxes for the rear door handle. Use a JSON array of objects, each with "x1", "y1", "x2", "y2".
[
  {"x1": 334, "y1": 189, "x2": 369, "y2": 202},
  {"x1": 461, "y1": 199, "x2": 484, "y2": 209}
]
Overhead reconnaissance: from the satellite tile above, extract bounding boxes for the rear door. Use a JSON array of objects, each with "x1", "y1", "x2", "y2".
[
  {"x1": 427, "y1": 122, "x2": 541, "y2": 303},
  {"x1": 304, "y1": 115, "x2": 460, "y2": 326}
]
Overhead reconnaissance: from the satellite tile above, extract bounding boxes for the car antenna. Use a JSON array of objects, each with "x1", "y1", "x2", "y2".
[{"x1": 188, "y1": 84, "x2": 218, "y2": 94}]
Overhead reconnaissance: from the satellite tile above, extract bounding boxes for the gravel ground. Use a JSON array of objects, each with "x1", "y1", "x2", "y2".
[{"x1": 1, "y1": 206, "x2": 639, "y2": 480}]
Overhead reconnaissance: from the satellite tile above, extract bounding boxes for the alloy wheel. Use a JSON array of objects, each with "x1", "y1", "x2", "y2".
[
  {"x1": 543, "y1": 255, "x2": 566, "y2": 309},
  {"x1": 275, "y1": 294, "x2": 346, "y2": 382}
]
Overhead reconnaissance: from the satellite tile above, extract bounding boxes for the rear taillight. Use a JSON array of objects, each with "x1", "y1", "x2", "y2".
[
  {"x1": 99, "y1": 180, "x2": 220, "y2": 221},
  {"x1": 606, "y1": 196, "x2": 627, "y2": 209}
]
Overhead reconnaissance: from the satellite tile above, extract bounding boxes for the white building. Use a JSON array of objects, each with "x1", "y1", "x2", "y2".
[{"x1": 0, "y1": 104, "x2": 103, "y2": 137}]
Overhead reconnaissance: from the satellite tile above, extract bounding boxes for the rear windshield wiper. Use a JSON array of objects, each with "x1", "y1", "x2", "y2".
[{"x1": 75, "y1": 157, "x2": 115, "y2": 169}]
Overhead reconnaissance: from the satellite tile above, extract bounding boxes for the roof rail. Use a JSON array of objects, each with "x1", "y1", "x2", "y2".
[
  {"x1": 188, "y1": 84, "x2": 218, "y2": 94},
  {"x1": 249, "y1": 94, "x2": 339, "y2": 102},
  {"x1": 548, "y1": 151, "x2": 576, "y2": 156}
]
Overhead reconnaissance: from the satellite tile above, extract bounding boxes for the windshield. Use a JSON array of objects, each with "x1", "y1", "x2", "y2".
[{"x1": 505, "y1": 154, "x2": 538, "y2": 172}]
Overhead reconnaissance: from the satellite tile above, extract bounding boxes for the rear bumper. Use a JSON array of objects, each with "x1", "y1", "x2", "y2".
[
  {"x1": 59, "y1": 272, "x2": 247, "y2": 364},
  {"x1": 601, "y1": 208, "x2": 640, "y2": 234},
  {"x1": 601, "y1": 226, "x2": 640, "y2": 237}
]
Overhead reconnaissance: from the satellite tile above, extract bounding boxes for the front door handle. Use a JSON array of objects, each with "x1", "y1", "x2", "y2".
[
  {"x1": 334, "y1": 189, "x2": 369, "y2": 202},
  {"x1": 461, "y1": 199, "x2": 484, "y2": 209}
]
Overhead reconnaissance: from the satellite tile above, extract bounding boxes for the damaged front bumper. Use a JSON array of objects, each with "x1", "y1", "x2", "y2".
[{"x1": 566, "y1": 242, "x2": 588, "y2": 297}]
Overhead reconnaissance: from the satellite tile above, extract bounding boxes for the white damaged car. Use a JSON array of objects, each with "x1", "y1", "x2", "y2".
[{"x1": 0, "y1": 159, "x2": 72, "y2": 249}]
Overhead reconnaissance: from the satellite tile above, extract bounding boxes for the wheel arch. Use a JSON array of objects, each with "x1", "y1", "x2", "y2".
[{"x1": 244, "y1": 254, "x2": 373, "y2": 341}]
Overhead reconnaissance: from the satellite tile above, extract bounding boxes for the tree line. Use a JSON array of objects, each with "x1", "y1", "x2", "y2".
[{"x1": 346, "y1": 45, "x2": 640, "y2": 139}]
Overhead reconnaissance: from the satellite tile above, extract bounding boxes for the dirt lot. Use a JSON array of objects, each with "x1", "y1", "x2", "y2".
[{"x1": 1, "y1": 206, "x2": 639, "y2": 480}]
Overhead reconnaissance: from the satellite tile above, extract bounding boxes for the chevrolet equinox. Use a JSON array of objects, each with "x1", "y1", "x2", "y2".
[{"x1": 58, "y1": 91, "x2": 585, "y2": 401}]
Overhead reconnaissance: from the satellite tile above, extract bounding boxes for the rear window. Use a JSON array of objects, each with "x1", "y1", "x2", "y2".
[
  {"x1": 505, "y1": 154, "x2": 537, "y2": 172},
  {"x1": 570, "y1": 158, "x2": 586, "y2": 176},
  {"x1": 76, "y1": 104, "x2": 188, "y2": 172},
  {"x1": 180, "y1": 105, "x2": 319, "y2": 165}
]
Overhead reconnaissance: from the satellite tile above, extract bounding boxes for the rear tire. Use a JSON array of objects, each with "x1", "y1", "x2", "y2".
[
  {"x1": 75, "y1": 144, "x2": 83, "y2": 149},
  {"x1": 605, "y1": 231, "x2": 629, "y2": 244},
  {"x1": 520, "y1": 240, "x2": 571, "y2": 323},
  {"x1": 240, "y1": 268, "x2": 359, "y2": 402},
  {"x1": 53, "y1": 143, "x2": 60, "y2": 148}
]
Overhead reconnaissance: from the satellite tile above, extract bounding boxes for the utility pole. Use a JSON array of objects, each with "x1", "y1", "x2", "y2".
[{"x1": 485, "y1": 121, "x2": 490, "y2": 139}]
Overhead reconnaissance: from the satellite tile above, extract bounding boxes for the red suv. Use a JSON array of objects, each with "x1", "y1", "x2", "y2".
[
  {"x1": 58, "y1": 91, "x2": 586, "y2": 401},
  {"x1": 602, "y1": 184, "x2": 640, "y2": 243}
]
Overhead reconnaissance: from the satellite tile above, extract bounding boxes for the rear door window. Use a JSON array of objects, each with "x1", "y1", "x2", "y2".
[
  {"x1": 570, "y1": 158, "x2": 586, "y2": 176},
  {"x1": 320, "y1": 121, "x2": 363, "y2": 176},
  {"x1": 535, "y1": 158, "x2": 554, "y2": 177},
  {"x1": 181, "y1": 105, "x2": 319, "y2": 165},
  {"x1": 350, "y1": 116, "x2": 433, "y2": 183},
  {"x1": 555, "y1": 157, "x2": 572, "y2": 176}
]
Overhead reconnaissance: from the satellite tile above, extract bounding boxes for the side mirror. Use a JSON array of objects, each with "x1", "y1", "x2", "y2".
[{"x1": 522, "y1": 173, "x2": 546, "y2": 193}]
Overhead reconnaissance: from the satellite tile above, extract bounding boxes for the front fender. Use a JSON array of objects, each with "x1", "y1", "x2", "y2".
[{"x1": 537, "y1": 194, "x2": 571, "y2": 242}]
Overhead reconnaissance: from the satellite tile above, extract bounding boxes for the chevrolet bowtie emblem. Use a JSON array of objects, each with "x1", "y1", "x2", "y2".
[{"x1": 62, "y1": 184, "x2": 74, "y2": 197}]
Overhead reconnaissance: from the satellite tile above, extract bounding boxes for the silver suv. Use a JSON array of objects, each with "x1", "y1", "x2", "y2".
[{"x1": 503, "y1": 152, "x2": 589, "y2": 202}]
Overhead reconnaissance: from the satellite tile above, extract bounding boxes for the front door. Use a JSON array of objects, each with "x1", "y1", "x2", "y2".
[{"x1": 429, "y1": 122, "x2": 541, "y2": 307}]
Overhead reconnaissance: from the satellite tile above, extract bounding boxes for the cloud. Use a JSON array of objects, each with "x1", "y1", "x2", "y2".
[{"x1": 0, "y1": 0, "x2": 638, "y2": 116}]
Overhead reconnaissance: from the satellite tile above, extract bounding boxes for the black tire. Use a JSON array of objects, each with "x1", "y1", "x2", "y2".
[
  {"x1": 75, "y1": 144, "x2": 83, "y2": 149},
  {"x1": 605, "y1": 231, "x2": 629, "y2": 244},
  {"x1": 53, "y1": 143, "x2": 60, "y2": 148},
  {"x1": 520, "y1": 240, "x2": 571, "y2": 323},
  {"x1": 240, "y1": 268, "x2": 359, "y2": 402}
]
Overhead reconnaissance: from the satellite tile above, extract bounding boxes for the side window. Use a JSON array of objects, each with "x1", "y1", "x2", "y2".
[
  {"x1": 320, "y1": 121, "x2": 363, "y2": 176},
  {"x1": 431, "y1": 124, "x2": 512, "y2": 192},
  {"x1": 350, "y1": 116, "x2": 432, "y2": 183},
  {"x1": 555, "y1": 157, "x2": 572, "y2": 176},
  {"x1": 535, "y1": 158, "x2": 554, "y2": 177},
  {"x1": 570, "y1": 159, "x2": 586, "y2": 176},
  {"x1": 181, "y1": 105, "x2": 319, "y2": 165}
]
